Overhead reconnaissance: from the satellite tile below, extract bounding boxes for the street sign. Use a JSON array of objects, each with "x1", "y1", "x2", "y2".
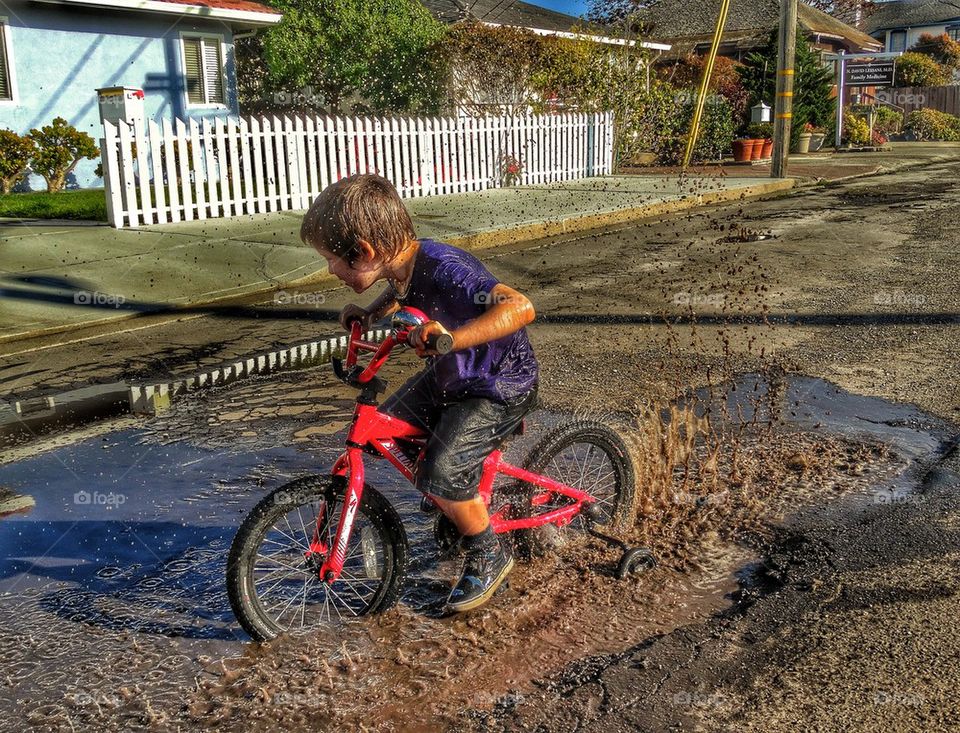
[{"x1": 844, "y1": 61, "x2": 896, "y2": 87}]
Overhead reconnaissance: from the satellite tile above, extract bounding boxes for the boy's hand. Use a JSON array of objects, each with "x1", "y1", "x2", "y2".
[
  {"x1": 410, "y1": 321, "x2": 454, "y2": 357},
  {"x1": 339, "y1": 304, "x2": 371, "y2": 331}
]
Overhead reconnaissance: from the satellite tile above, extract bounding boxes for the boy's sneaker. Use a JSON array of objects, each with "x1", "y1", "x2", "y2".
[{"x1": 446, "y1": 537, "x2": 514, "y2": 612}]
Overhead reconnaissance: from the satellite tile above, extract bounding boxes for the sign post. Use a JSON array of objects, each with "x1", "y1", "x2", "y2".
[{"x1": 824, "y1": 51, "x2": 902, "y2": 148}]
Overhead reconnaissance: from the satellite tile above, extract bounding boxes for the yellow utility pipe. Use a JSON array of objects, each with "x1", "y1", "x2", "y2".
[{"x1": 682, "y1": 0, "x2": 732, "y2": 168}]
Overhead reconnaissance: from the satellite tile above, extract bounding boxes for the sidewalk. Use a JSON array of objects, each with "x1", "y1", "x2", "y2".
[{"x1": 1, "y1": 143, "x2": 955, "y2": 344}]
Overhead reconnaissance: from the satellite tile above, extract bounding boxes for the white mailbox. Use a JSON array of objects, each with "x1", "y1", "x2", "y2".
[
  {"x1": 751, "y1": 101, "x2": 772, "y2": 123},
  {"x1": 97, "y1": 86, "x2": 145, "y2": 126}
]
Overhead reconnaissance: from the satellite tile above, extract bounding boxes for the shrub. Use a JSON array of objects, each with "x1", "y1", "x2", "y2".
[
  {"x1": 745, "y1": 122, "x2": 774, "y2": 140},
  {"x1": 872, "y1": 105, "x2": 903, "y2": 135},
  {"x1": 904, "y1": 108, "x2": 960, "y2": 141},
  {"x1": 28, "y1": 117, "x2": 99, "y2": 193},
  {"x1": 0, "y1": 130, "x2": 35, "y2": 194},
  {"x1": 894, "y1": 52, "x2": 951, "y2": 87},
  {"x1": 910, "y1": 33, "x2": 960, "y2": 71},
  {"x1": 664, "y1": 54, "x2": 749, "y2": 123},
  {"x1": 842, "y1": 112, "x2": 871, "y2": 145}
]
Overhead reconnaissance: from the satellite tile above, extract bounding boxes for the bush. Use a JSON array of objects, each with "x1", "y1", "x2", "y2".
[
  {"x1": 904, "y1": 108, "x2": 960, "y2": 141},
  {"x1": 745, "y1": 122, "x2": 774, "y2": 140},
  {"x1": 894, "y1": 52, "x2": 951, "y2": 87},
  {"x1": 910, "y1": 33, "x2": 960, "y2": 71},
  {"x1": 842, "y1": 112, "x2": 871, "y2": 145},
  {"x1": 626, "y1": 85, "x2": 734, "y2": 165},
  {"x1": 664, "y1": 54, "x2": 749, "y2": 123},
  {"x1": 0, "y1": 129, "x2": 35, "y2": 194},
  {"x1": 873, "y1": 105, "x2": 903, "y2": 135},
  {"x1": 28, "y1": 117, "x2": 99, "y2": 193}
]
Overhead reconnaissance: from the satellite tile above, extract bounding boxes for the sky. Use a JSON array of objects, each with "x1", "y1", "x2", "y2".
[{"x1": 525, "y1": 0, "x2": 591, "y2": 18}]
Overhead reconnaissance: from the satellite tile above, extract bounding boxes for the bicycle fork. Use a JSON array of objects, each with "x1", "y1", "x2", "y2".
[{"x1": 315, "y1": 447, "x2": 365, "y2": 584}]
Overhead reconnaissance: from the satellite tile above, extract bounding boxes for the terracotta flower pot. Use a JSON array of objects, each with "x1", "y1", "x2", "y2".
[
  {"x1": 761, "y1": 139, "x2": 773, "y2": 159},
  {"x1": 749, "y1": 138, "x2": 765, "y2": 160},
  {"x1": 732, "y1": 139, "x2": 752, "y2": 163}
]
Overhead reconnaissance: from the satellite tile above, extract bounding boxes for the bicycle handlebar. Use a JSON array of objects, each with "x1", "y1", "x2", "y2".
[{"x1": 338, "y1": 310, "x2": 452, "y2": 388}]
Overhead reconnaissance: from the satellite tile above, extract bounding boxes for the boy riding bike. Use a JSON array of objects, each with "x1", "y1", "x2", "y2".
[{"x1": 299, "y1": 173, "x2": 539, "y2": 612}]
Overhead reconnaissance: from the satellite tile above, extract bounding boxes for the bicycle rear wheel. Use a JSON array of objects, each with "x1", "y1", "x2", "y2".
[
  {"x1": 516, "y1": 420, "x2": 636, "y2": 556},
  {"x1": 226, "y1": 475, "x2": 408, "y2": 641}
]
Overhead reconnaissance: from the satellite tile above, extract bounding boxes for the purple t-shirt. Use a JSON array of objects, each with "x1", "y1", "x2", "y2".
[{"x1": 394, "y1": 239, "x2": 539, "y2": 403}]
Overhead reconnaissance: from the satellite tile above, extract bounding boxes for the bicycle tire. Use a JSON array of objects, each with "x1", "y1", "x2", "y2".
[
  {"x1": 515, "y1": 420, "x2": 637, "y2": 556},
  {"x1": 226, "y1": 475, "x2": 408, "y2": 641}
]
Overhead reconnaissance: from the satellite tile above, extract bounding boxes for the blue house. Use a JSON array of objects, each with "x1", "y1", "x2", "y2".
[{"x1": 0, "y1": 0, "x2": 281, "y2": 190}]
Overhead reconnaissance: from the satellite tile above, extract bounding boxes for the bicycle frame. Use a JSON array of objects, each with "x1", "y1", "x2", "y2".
[{"x1": 314, "y1": 321, "x2": 599, "y2": 584}]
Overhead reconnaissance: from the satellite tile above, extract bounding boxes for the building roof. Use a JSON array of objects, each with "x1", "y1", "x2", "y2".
[
  {"x1": 34, "y1": 0, "x2": 282, "y2": 25},
  {"x1": 865, "y1": 0, "x2": 960, "y2": 33},
  {"x1": 422, "y1": 0, "x2": 584, "y2": 33},
  {"x1": 639, "y1": 0, "x2": 881, "y2": 53}
]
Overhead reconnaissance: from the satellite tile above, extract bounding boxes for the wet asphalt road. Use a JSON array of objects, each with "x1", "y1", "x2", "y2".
[{"x1": 1, "y1": 160, "x2": 960, "y2": 730}]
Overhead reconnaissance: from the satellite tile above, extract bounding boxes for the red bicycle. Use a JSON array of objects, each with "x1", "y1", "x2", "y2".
[{"x1": 227, "y1": 308, "x2": 650, "y2": 641}]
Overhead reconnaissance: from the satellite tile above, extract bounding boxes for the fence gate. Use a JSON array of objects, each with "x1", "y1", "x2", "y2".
[{"x1": 100, "y1": 112, "x2": 615, "y2": 228}]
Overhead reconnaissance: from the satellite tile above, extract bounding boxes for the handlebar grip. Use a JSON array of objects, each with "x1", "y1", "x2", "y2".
[{"x1": 426, "y1": 332, "x2": 454, "y2": 354}]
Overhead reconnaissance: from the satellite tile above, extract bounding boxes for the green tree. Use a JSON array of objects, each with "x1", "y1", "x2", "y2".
[
  {"x1": 737, "y1": 31, "x2": 835, "y2": 145},
  {"x1": 894, "y1": 51, "x2": 952, "y2": 86},
  {"x1": 261, "y1": 0, "x2": 446, "y2": 114},
  {"x1": 442, "y1": 22, "x2": 549, "y2": 115},
  {"x1": 28, "y1": 118, "x2": 99, "y2": 193},
  {"x1": 909, "y1": 33, "x2": 960, "y2": 70},
  {"x1": 0, "y1": 130, "x2": 35, "y2": 194}
]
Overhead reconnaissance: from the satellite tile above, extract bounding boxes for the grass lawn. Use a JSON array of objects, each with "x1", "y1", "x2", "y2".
[{"x1": 0, "y1": 189, "x2": 108, "y2": 221}]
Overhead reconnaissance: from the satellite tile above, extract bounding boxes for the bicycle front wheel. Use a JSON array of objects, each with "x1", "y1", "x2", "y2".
[{"x1": 226, "y1": 475, "x2": 408, "y2": 641}]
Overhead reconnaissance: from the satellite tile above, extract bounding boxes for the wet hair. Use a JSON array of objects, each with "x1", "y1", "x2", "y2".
[{"x1": 300, "y1": 174, "x2": 415, "y2": 264}]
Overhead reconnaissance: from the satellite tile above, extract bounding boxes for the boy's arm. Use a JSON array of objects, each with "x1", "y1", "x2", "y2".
[{"x1": 411, "y1": 283, "x2": 534, "y2": 356}]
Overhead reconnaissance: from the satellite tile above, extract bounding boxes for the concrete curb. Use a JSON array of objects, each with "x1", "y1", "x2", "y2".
[{"x1": 0, "y1": 328, "x2": 391, "y2": 444}]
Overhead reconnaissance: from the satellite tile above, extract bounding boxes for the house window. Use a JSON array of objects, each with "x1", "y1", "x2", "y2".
[
  {"x1": 889, "y1": 30, "x2": 907, "y2": 52},
  {"x1": 948, "y1": 25, "x2": 960, "y2": 42},
  {"x1": 182, "y1": 35, "x2": 225, "y2": 106},
  {"x1": 0, "y1": 21, "x2": 13, "y2": 101}
]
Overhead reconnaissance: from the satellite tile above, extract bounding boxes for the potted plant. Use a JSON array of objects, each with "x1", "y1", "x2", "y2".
[
  {"x1": 796, "y1": 122, "x2": 814, "y2": 153},
  {"x1": 732, "y1": 137, "x2": 753, "y2": 163},
  {"x1": 808, "y1": 124, "x2": 827, "y2": 151},
  {"x1": 746, "y1": 123, "x2": 773, "y2": 160}
]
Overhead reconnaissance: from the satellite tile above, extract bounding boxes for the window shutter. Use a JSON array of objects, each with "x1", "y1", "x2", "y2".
[
  {"x1": 0, "y1": 23, "x2": 11, "y2": 101},
  {"x1": 202, "y1": 38, "x2": 224, "y2": 104},
  {"x1": 183, "y1": 36, "x2": 204, "y2": 104}
]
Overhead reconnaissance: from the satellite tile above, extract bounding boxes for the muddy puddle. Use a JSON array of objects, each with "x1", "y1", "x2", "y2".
[{"x1": 0, "y1": 365, "x2": 954, "y2": 732}]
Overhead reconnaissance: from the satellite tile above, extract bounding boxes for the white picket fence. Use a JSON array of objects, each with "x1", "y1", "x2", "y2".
[{"x1": 100, "y1": 112, "x2": 615, "y2": 228}]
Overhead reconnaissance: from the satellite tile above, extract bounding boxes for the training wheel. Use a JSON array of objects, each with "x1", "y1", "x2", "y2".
[{"x1": 617, "y1": 547, "x2": 656, "y2": 579}]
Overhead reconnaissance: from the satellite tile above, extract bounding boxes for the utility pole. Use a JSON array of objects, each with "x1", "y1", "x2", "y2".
[{"x1": 771, "y1": 0, "x2": 798, "y2": 179}]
